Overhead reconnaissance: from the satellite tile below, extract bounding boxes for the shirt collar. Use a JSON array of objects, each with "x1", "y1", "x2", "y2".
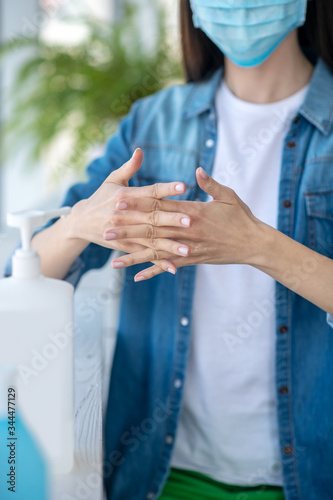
[
  {"x1": 299, "y1": 58, "x2": 333, "y2": 136},
  {"x1": 183, "y1": 58, "x2": 333, "y2": 136},
  {"x1": 182, "y1": 68, "x2": 223, "y2": 119}
]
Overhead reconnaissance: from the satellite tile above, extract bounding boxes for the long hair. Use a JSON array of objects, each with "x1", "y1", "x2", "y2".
[{"x1": 180, "y1": 0, "x2": 333, "y2": 82}]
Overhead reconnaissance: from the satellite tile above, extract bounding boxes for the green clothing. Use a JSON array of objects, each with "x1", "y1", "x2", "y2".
[{"x1": 158, "y1": 468, "x2": 285, "y2": 500}]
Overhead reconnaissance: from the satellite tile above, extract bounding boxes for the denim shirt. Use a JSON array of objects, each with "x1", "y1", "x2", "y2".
[{"x1": 4, "y1": 59, "x2": 333, "y2": 500}]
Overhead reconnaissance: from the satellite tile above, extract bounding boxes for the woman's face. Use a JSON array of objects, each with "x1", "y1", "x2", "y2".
[{"x1": 189, "y1": 0, "x2": 307, "y2": 67}]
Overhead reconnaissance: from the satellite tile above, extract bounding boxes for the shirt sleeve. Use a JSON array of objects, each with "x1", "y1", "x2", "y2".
[{"x1": 3, "y1": 102, "x2": 138, "y2": 287}]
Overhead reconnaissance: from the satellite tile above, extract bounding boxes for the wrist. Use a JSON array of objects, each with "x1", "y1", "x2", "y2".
[
  {"x1": 59, "y1": 203, "x2": 89, "y2": 252},
  {"x1": 248, "y1": 219, "x2": 277, "y2": 268}
]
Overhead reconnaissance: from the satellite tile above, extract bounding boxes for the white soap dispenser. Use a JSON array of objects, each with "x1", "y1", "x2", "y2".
[{"x1": 0, "y1": 208, "x2": 74, "y2": 475}]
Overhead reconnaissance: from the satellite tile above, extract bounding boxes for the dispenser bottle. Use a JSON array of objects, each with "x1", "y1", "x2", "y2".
[
  {"x1": 0, "y1": 208, "x2": 74, "y2": 474},
  {"x1": 0, "y1": 364, "x2": 48, "y2": 499}
]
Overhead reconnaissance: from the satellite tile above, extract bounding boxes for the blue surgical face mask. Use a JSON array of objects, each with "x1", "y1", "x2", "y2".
[{"x1": 189, "y1": 0, "x2": 308, "y2": 67}]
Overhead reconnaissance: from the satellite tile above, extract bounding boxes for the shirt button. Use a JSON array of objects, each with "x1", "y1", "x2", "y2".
[
  {"x1": 146, "y1": 493, "x2": 155, "y2": 499},
  {"x1": 279, "y1": 386, "x2": 289, "y2": 395},
  {"x1": 180, "y1": 317, "x2": 189, "y2": 327},
  {"x1": 205, "y1": 139, "x2": 215, "y2": 148},
  {"x1": 279, "y1": 325, "x2": 288, "y2": 334},
  {"x1": 283, "y1": 445, "x2": 293, "y2": 455},
  {"x1": 174, "y1": 378, "x2": 183, "y2": 389},
  {"x1": 165, "y1": 435, "x2": 174, "y2": 445},
  {"x1": 293, "y1": 116, "x2": 300, "y2": 124},
  {"x1": 286, "y1": 141, "x2": 296, "y2": 149},
  {"x1": 282, "y1": 200, "x2": 292, "y2": 208}
]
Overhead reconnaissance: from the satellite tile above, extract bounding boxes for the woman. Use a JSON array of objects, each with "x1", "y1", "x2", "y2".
[{"x1": 11, "y1": 1, "x2": 333, "y2": 499}]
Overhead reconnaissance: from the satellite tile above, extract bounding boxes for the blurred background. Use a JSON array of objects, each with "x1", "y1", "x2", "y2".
[
  {"x1": 0, "y1": 0, "x2": 182, "y2": 419},
  {"x1": 0, "y1": 0, "x2": 182, "y2": 269}
]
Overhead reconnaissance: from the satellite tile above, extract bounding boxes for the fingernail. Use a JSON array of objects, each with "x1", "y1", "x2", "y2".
[
  {"x1": 105, "y1": 232, "x2": 117, "y2": 240},
  {"x1": 199, "y1": 167, "x2": 208, "y2": 179},
  {"x1": 134, "y1": 275, "x2": 145, "y2": 282},
  {"x1": 175, "y1": 183, "x2": 185, "y2": 192},
  {"x1": 178, "y1": 246, "x2": 189, "y2": 256},
  {"x1": 117, "y1": 202, "x2": 128, "y2": 210},
  {"x1": 181, "y1": 217, "x2": 191, "y2": 227},
  {"x1": 112, "y1": 261, "x2": 124, "y2": 268},
  {"x1": 167, "y1": 267, "x2": 176, "y2": 274}
]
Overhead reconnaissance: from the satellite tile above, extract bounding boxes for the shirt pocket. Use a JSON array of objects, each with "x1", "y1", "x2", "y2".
[{"x1": 305, "y1": 188, "x2": 333, "y2": 258}]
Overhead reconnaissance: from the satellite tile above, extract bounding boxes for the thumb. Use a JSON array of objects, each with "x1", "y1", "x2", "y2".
[
  {"x1": 196, "y1": 167, "x2": 222, "y2": 200},
  {"x1": 106, "y1": 148, "x2": 143, "y2": 186}
]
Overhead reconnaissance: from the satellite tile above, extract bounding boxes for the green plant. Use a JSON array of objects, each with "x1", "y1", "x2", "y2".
[{"x1": 0, "y1": 6, "x2": 182, "y2": 177}]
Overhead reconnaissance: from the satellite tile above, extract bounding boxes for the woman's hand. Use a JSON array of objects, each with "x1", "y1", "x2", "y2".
[
  {"x1": 68, "y1": 148, "x2": 192, "y2": 274},
  {"x1": 108, "y1": 167, "x2": 266, "y2": 281}
]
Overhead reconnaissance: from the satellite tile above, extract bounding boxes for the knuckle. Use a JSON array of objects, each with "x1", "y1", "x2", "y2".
[
  {"x1": 109, "y1": 213, "x2": 120, "y2": 225},
  {"x1": 151, "y1": 249, "x2": 159, "y2": 260},
  {"x1": 115, "y1": 187, "x2": 127, "y2": 199},
  {"x1": 152, "y1": 199, "x2": 161, "y2": 212},
  {"x1": 149, "y1": 210, "x2": 160, "y2": 226},
  {"x1": 192, "y1": 242, "x2": 200, "y2": 255},
  {"x1": 152, "y1": 183, "x2": 160, "y2": 199},
  {"x1": 146, "y1": 224, "x2": 156, "y2": 240},
  {"x1": 210, "y1": 181, "x2": 219, "y2": 193},
  {"x1": 107, "y1": 215, "x2": 116, "y2": 226},
  {"x1": 150, "y1": 236, "x2": 159, "y2": 249}
]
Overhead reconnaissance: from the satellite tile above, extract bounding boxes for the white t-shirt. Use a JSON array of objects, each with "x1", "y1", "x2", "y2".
[{"x1": 171, "y1": 80, "x2": 309, "y2": 486}]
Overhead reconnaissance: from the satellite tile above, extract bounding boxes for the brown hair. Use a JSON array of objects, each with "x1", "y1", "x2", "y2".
[{"x1": 180, "y1": 0, "x2": 333, "y2": 82}]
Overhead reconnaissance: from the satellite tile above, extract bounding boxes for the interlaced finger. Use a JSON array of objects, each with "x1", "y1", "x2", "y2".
[
  {"x1": 104, "y1": 209, "x2": 191, "y2": 231},
  {"x1": 111, "y1": 246, "x2": 189, "y2": 270},
  {"x1": 116, "y1": 181, "x2": 187, "y2": 201}
]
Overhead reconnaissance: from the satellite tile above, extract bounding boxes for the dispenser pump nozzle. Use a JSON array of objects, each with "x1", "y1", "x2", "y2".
[{"x1": 7, "y1": 207, "x2": 71, "y2": 278}]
